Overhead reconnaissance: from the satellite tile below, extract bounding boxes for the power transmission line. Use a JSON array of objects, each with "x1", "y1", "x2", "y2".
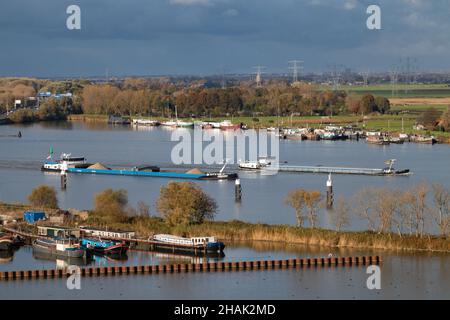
[{"x1": 288, "y1": 60, "x2": 304, "y2": 83}]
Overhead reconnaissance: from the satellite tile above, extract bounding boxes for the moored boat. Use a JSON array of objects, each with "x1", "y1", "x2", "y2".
[
  {"x1": 32, "y1": 238, "x2": 85, "y2": 258},
  {"x1": 0, "y1": 232, "x2": 13, "y2": 251},
  {"x1": 80, "y1": 238, "x2": 129, "y2": 257},
  {"x1": 152, "y1": 234, "x2": 225, "y2": 254},
  {"x1": 132, "y1": 119, "x2": 160, "y2": 126},
  {"x1": 367, "y1": 135, "x2": 390, "y2": 145},
  {"x1": 411, "y1": 135, "x2": 437, "y2": 145},
  {"x1": 219, "y1": 120, "x2": 241, "y2": 130}
]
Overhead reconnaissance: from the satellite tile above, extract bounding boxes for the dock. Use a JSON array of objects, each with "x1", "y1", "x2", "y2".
[{"x1": 2, "y1": 227, "x2": 221, "y2": 256}]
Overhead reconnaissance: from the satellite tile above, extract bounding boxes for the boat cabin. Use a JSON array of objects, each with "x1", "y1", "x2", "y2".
[
  {"x1": 38, "y1": 226, "x2": 80, "y2": 239},
  {"x1": 79, "y1": 226, "x2": 136, "y2": 239}
]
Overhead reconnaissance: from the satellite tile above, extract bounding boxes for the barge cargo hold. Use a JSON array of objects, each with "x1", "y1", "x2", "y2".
[{"x1": 273, "y1": 159, "x2": 410, "y2": 176}]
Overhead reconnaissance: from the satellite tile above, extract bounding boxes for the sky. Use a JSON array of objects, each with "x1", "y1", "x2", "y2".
[{"x1": 1, "y1": 0, "x2": 450, "y2": 77}]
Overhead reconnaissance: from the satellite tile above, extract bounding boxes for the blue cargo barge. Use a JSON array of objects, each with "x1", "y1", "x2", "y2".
[
  {"x1": 66, "y1": 167, "x2": 238, "y2": 180},
  {"x1": 42, "y1": 151, "x2": 238, "y2": 180},
  {"x1": 68, "y1": 167, "x2": 206, "y2": 179}
]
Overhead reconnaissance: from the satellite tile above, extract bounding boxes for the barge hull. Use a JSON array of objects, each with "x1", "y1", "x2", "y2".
[{"x1": 68, "y1": 168, "x2": 206, "y2": 179}]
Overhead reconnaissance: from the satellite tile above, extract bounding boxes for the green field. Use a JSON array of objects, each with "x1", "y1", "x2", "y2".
[
  {"x1": 390, "y1": 104, "x2": 449, "y2": 112},
  {"x1": 330, "y1": 84, "x2": 450, "y2": 98}
]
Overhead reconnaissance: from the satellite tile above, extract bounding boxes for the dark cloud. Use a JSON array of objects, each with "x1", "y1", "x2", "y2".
[{"x1": 0, "y1": 0, "x2": 449, "y2": 76}]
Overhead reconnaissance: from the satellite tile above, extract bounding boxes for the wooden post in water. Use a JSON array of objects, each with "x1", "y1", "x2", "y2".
[
  {"x1": 326, "y1": 173, "x2": 333, "y2": 208},
  {"x1": 61, "y1": 161, "x2": 67, "y2": 190},
  {"x1": 235, "y1": 178, "x2": 242, "y2": 201}
]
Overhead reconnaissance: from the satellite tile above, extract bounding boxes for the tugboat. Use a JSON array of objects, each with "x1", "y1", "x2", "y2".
[
  {"x1": 41, "y1": 153, "x2": 90, "y2": 172},
  {"x1": 32, "y1": 238, "x2": 85, "y2": 258},
  {"x1": 382, "y1": 159, "x2": 410, "y2": 175},
  {"x1": 80, "y1": 238, "x2": 129, "y2": 257},
  {"x1": 200, "y1": 162, "x2": 238, "y2": 180}
]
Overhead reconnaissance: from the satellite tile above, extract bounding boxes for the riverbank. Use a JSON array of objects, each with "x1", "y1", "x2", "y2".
[
  {"x1": 5, "y1": 210, "x2": 446, "y2": 253},
  {"x1": 67, "y1": 113, "x2": 450, "y2": 143},
  {"x1": 120, "y1": 219, "x2": 450, "y2": 253}
]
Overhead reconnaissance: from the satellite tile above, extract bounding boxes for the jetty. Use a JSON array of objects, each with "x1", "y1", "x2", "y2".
[{"x1": 274, "y1": 159, "x2": 410, "y2": 176}]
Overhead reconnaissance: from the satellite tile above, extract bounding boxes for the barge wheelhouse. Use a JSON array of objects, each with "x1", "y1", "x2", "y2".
[{"x1": 42, "y1": 153, "x2": 89, "y2": 172}]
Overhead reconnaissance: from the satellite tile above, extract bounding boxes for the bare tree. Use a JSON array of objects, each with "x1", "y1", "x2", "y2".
[
  {"x1": 431, "y1": 183, "x2": 450, "y2": 236},
  {"x1": 402, "y1": 183, "x2": 429, "y2": 237},
  {"x1": 329, "y1": 197, "x2": 350, "y2": 232},
  {"x1": 373, "y1": 187, "x2": 400, "y2": 234},
  {"x1": 304, "y1": 191, "x2": 322, "y2": 228},
  {"x1": 353, "y1": 188, "x2": 377, "y2": 232},
  {"x1": 285, "y1": 189, "x2": 307, "y2": 228}
]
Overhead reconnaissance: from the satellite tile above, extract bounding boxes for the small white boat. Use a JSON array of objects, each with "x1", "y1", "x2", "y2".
[
  {"x1": 238, "y1": 158, "x2": 272, "y2": 170},
  {"x1": 161, "y1": 120, "x2": 178, "y2": 127}
]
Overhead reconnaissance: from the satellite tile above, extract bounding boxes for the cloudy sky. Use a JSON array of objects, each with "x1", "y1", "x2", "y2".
[{"x1": 0, "y1": 0, "x2": 449, "y2": 77}]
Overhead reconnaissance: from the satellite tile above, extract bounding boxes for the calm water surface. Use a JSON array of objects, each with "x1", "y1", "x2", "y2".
[
  {"x1": 1, "y1": 122, "x2": 449, "y2": 229},
  {"x1": 0, "y1": 122, "x2": 449, "y2": 299},
  {"x1": 0, "y1": 242, "x2": 448, "y2": 300}
]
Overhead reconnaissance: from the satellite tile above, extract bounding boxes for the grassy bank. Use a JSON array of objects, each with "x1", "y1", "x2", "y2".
[
  {"x1": 67, "y1": 114, "x2": 109, "y2": 122},
  {"x1": 2, "y1": 200, "x2": 449, "y2": 253},
  {"x1": 102, "y1": 218, "x2": 450, "y2": 253}
]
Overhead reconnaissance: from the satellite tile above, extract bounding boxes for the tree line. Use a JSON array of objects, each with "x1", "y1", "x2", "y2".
[
  {"x1": 81, "y1": 82, "x2": 391, "y2": 118},
  {"x1": 1, "y1": 77, "x2": 393, "y2": 119},
  {"x1": 285, "y1": 182, "x2": 450, "y2": 237}
]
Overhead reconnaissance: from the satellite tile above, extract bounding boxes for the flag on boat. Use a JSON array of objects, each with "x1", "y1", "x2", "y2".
[{"x1": 47, "y1": 146, "x2": 54, "y2": 159}]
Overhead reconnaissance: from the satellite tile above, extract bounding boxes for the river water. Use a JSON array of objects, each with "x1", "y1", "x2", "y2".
[
  {"x1": 1, "y1": 121, "x2": 449, "y2": 229},
  {"x1": 0, "y1": 242, "x2": 448, "y2": 300},
  {"x1": 0, "y1": 122, "x2": 449, "y2": 299}
]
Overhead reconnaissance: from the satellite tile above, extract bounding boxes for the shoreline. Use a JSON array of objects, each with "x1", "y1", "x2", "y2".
[
  {"x1": 66, "y1": 114, "x2": 450, "y2": 144},
  {"x1": 3, "y1": 202, "x2": 448, "y2": 253}
]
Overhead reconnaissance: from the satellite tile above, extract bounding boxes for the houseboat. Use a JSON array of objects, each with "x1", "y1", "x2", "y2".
[
  {"x1": 0, "y1": 232, "x2": 13, "y2": 251},
  {"x1": 41, "y1": 153, "x2": 90, "y2": 172},
  {"x1": 79, "y1": 226, "x2": 136, "y2": 239},
  {"x1": 79, "y1": 238, "x2": 129, "y2": 257},
  {"x1": 152, "y1": 234, "x2": 225, "y2": 254},
  {"x1": 32, "y1": 238, "x2": 85, "y2": 258}
]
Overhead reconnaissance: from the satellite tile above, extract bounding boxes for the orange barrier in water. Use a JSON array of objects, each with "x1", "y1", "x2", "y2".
[{"x1": 0, "y1": 256, "x2": 382, "y2": 281}]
